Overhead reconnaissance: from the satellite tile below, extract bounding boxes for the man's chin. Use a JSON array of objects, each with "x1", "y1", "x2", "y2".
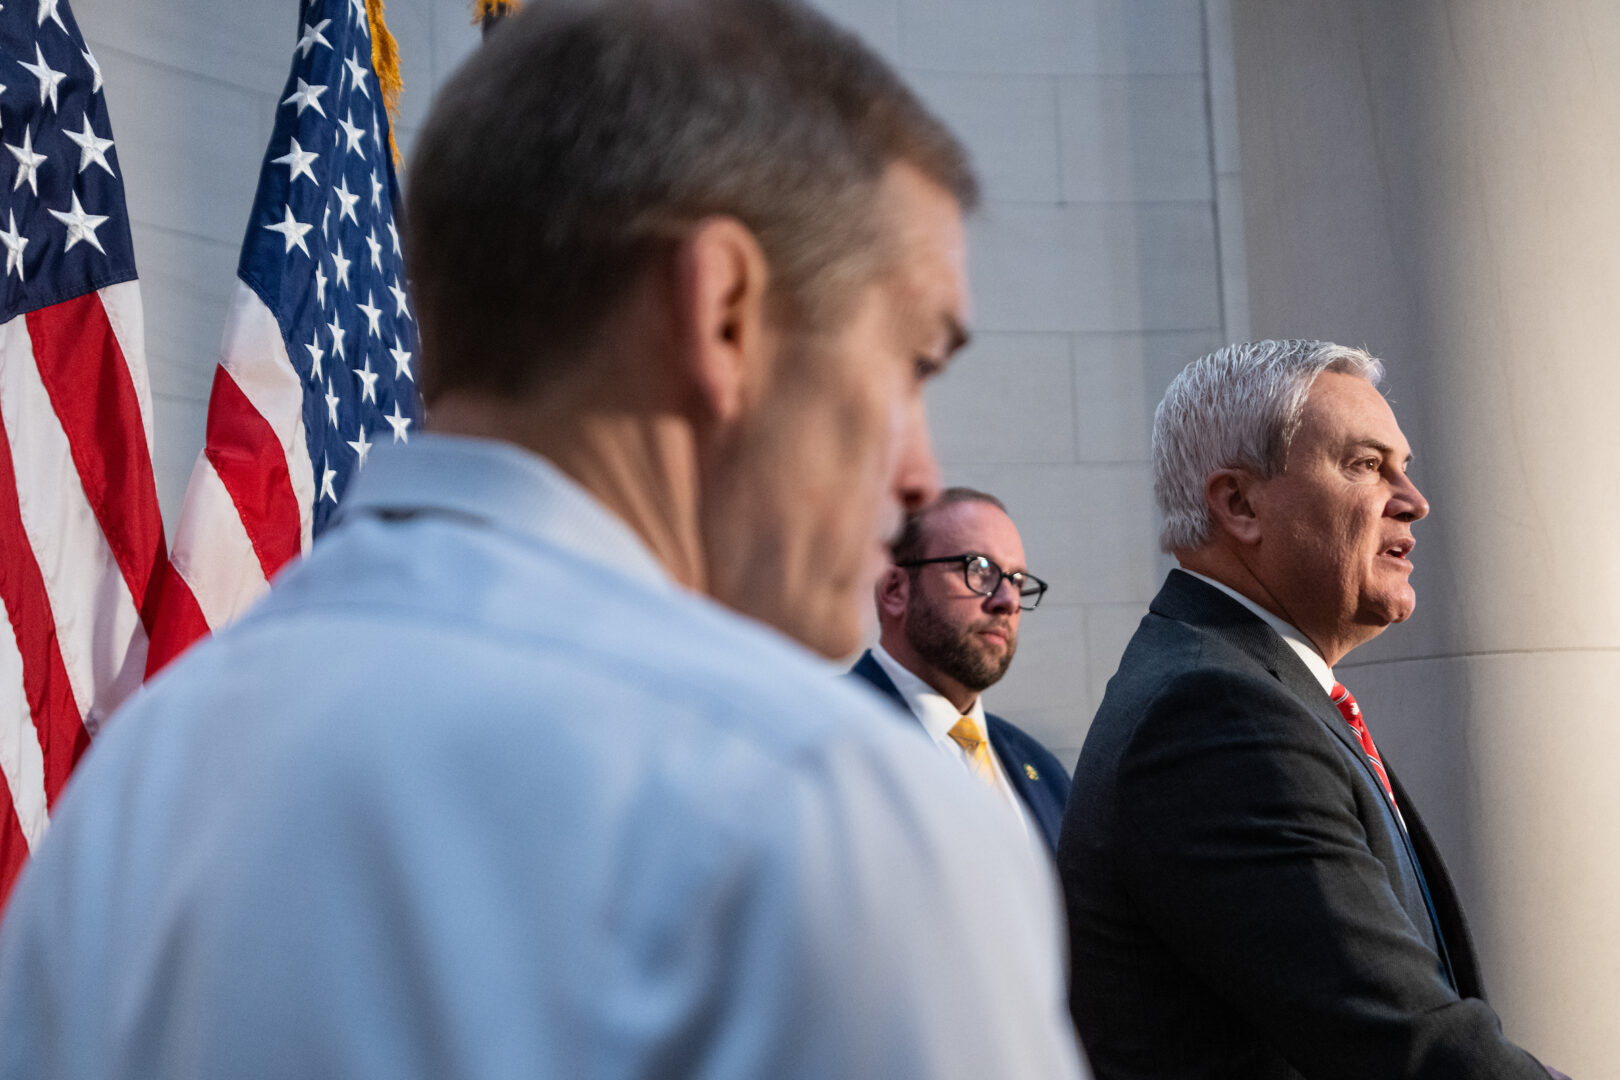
[{"x1": 1359, "y1": 590, "x2": 1416, "y2": 629}]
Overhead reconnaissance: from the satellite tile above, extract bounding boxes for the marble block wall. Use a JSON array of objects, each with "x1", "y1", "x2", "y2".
[
  {"x1": 71, "y1": 0, "x2": 1247, "y2": 771},
  {"x1": 1232, "y1": 2, "x2": 1620, "y2": 1071},
  {"x1": 817, "y1": 0, "x2": 1249, "y2": 767}
]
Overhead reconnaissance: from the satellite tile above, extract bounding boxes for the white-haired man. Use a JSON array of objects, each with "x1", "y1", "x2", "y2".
[{"x1": 1057, "y1": 340, "x2": 1566, "y2": 1078}]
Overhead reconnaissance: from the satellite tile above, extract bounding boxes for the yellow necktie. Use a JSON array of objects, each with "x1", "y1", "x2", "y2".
[{"x1": 948, "y1": 716, "x2": 998, "y2": 790}]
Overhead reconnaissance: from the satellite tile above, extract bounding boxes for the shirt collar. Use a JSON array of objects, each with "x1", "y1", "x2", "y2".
[
  {"x1": 1178, "y1": 568, "x2": 1336, "y2": 694},
  {"x1": 870, "y1": 641, "x2": 988, "y2": 740},
  {"x1": 333, "y1": 433, "x2": 671, "y2": 591}
]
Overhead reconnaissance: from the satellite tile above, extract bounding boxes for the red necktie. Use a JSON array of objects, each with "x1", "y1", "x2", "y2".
[{"x1": 1330, "y1": 682, "x2": 1398, "y2": 811}]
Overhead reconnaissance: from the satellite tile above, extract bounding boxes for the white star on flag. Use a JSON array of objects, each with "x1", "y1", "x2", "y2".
[
  {"x1": 346, "y1": 424, "x2": 372, "y2": 468},
  {"x1": 390, "y1": 340, "x2": 412, "y2": 382},
  {"x1": 338, "y1": 108, "x2": 366, "y2": 157},
  {"x1": 36, "y1": 0, "x2": 65, "y2": 33},
  {"x1": 330, "y1": 246, "x2": 351, "y2": 289},
  {"x1": 271, "y1": 136, "x2": 320, "y2": 186},
  {"x1": 325, "y1": 379, "x2": 340, "y2": 428},
  {"x1": 263, "y1": 203, "x2": 313, "y2": 256},
  {"x1": 81, "y1": 48, "x2": 102, "y2": 94},
  {"x1": 387, "y1": 276, "x2": 409, "y2": 318},
  {"x1": 0, "y1": 209, "x2": 27, "y2": 281},
  {"x1": 6, "y1": 126, "x2": 47, "y2": 194},
  {"x1": 320, "y1": 456, "x2": 338, "y2": 503},
  {"x1": 305, "y1": 329, "x2": 324, "y2": 381},
  {"x1": 20, "y1": 44, "x2": 65, "y2": 112},
  {"x1": 333, "y1": 175, "x2": 359, "y2": 224},
  {"x1": 357, "y1": 290, "x2": 382, "y2": 337},
  {"x1": 281, "y1": 77, "x2": 327, "y2": 118},
  {"x1": 364, "y1": 227, "x2": 382, "y2": 270},
  {"x1": 344, "y1": 50, "x2": 370, "y2": 98},
  {"x1": 385, "y1": 400, "x2": 411, "y2": 443},
  {"x1": 63, "y1": 113, "x2": 115, "y2": 176},
  {"x1": 47, "y1": 191, "x2": 108, "y2": 253},
  {"x1": 327, "y1": 311, "x2": 346, "y2": 361},
  {"x1": 353, "y1": 356, "x2": 379, "y2": 404},
  {"x1": 297, "y1": 18, "x2": 332, "y2": 58}
]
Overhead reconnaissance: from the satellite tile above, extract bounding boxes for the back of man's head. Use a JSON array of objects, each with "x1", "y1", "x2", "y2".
[{"x1": 405, "y1": 0, "x2": 978, "y2": 403}]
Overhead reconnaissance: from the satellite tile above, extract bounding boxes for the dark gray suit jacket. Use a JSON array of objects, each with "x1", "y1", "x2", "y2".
[{"x1": 1057, "y1": 570, "x2": 1547, "y2": 1080}]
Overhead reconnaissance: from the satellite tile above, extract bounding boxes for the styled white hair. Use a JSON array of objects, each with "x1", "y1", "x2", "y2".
[{"x1": 1152, "y1": 339, "x2": 1385, "y2": 552}]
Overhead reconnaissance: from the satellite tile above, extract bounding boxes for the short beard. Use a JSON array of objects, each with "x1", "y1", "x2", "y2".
[{"x1": 903, "y1": 600, "x2": 1016, "y2": 694}]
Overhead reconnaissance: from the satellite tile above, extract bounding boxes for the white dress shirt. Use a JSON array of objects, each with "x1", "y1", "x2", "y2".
[
  {"x1": 1180, "y1": 569, "x2": 1337, "y2": 693},
  {"x1": 869, "y1": 642, "x2": 1036, "y2": 849},
  {"x1": 0, "y1": 434, "x2": 1087, "y2": 1080}
]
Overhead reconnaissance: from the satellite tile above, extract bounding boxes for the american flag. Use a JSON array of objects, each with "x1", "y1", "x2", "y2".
[
  {"x1": 0, "y1": 0, "x2": 173, "y2": 901},
  {"x1": 146, "y1": 0, "x2": 421, "y2": 668}
]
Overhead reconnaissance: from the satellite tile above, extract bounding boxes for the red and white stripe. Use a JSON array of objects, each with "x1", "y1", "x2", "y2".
[
  {"x1": 0, "y1": 281, "x2": 171, "y2": 899},
  {"x1": 146, "y1": 280, "x2": 314, "y2": 673}
]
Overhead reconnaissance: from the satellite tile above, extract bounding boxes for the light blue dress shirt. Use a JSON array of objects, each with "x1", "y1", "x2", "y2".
[{"x1": 0, "y1": 434, "x2": 1086, "y2": 1080}]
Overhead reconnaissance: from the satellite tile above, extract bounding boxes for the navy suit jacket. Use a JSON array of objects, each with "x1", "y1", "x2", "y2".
[
  {"x1": 1057, "y1": 570, "x2": 1547, "y2": 1080},
  {"x1": 849, "y1": 650, "x2": 1070, "y2": 853}
]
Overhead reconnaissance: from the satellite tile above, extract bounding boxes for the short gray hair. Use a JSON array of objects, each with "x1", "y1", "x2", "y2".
[
  {"x1": 407, "y1": 0, "x2": 978, "y2": 402},
  {"x1": 1152, "y1": 339, "x2": 1385, "y2": 552}
]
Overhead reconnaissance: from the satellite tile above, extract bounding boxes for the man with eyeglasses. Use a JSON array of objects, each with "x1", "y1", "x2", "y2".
[{"x1": 850, "y1": 487, "x2": 1069, "y2": 854}]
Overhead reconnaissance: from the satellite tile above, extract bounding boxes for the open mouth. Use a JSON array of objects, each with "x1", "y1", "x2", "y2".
[{"x1": 1381, "y1": 537, "x2": 1415, "y2": 561}]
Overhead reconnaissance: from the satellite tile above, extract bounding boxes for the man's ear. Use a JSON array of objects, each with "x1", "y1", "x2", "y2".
[
  {"x1": 671, "y1": 216, "x2": 770, "y2": 425},
  {"x1": 875, "y1": 565, "x2": 910, "y2": 622},
  {"x1": 1204, "y1": 467, "x2": 1264, "y2": 546}
]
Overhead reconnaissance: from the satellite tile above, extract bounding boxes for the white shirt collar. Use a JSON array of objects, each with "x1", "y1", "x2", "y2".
[
  {"x1": 334, "y1": 433, "x2": 671, "y2": 592},
  {"x1": 868, "y1": 642, "x2": 1035, "y2": 849},
  {"x1": 870, "y1": 641, "x2": 986, "y2": 741},
  {"x1": 1178, "y1": 569, "x2": 1336, "y2": 694}
]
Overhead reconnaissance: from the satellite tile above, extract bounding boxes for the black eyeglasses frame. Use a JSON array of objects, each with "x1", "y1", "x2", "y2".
[{"x1": 895, "y1": 553, "x2": 1049, "y2": 611}]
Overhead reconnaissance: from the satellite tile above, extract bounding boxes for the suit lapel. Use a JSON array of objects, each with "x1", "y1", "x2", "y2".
[
  {"x1": 1154, "y1": 573, "x2": 1406, "y2": 826},
  {"x1": 1155, "y1": 572, "x2": 1461, "y2": 989},
  {"x1": 849, "y1": 650, "x2": 912, "y2": 718},
  {"x1": 1387, "y1": 766, "x2": 1483, "y2": 999}
]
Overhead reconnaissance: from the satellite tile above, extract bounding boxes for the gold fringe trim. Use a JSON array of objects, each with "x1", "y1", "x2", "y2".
[
  {"x1": 366, "y1": 0, "x2": 404, "y2": 165},
  {"x1": 472, "y1": 0, "x2": 523, "y2": 27}
]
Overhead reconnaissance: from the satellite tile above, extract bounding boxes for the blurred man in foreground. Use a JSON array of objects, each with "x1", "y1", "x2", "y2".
[
  {"x1": 851, "y1": 488, "x2": 1070, "y2": 855},
  {"x1": 1059, "y1": 339, "x2": 1564, "y2": 1078},
  {"x1": 0, "y1": 3, "x2": 1086, "y2": 1077}
]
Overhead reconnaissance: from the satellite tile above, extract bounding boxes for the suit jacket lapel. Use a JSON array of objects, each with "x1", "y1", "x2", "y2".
[
  {"x1": 1387, "y1": 766, "x2": 1483, "y2": 999},
  {"x1": 849, "y1": 650, "x2": 917, "y2": 721},
  {"x1": 1155, "y1": 572, "x2": 1462, "y2": 988},
  {"x1": 1153, "y1": 573, "x2": 1405, "y2": 822}
]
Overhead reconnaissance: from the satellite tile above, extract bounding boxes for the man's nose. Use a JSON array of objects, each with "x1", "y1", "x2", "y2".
[
  {"x1": 1391, "y1": 469, "x2": 1429, "y2": 523},
  {"x1": 984, "y1": 574, "x2": 1019, "y2": 614},
  {"x1": 895, "y1": 405, "x2": 942, "y2": 515}
]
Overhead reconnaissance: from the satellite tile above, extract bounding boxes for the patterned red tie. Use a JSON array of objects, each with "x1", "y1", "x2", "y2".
[{"x1": 1329, "y1": 682, "x2": 1398, "y2": 811}]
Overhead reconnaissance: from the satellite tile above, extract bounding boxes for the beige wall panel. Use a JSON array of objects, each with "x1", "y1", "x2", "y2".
[{"x1": 1233, "y1": 2, "x2": 1620, "y2": 1070}]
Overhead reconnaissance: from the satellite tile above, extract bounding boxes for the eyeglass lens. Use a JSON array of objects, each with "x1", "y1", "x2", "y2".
[{"x1": 962, "y1": 556, "x2": 1044, "y2": 608}]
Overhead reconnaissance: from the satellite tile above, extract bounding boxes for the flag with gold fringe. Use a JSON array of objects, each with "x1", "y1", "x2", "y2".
[{"x1": 145, "y1": 0, "x2": 421, "y2": 672}]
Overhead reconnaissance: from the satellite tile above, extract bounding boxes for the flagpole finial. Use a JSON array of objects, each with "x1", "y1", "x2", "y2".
[{"x1": 473, "y1": 0, "x2": 522, "y2": 37}]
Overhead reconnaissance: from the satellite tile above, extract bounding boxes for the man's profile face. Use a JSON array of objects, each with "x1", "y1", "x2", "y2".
[
  {"x1": 1249, "y1": 371, "x2": 1429, "y2": 651},
  {"x1": 704, "y1": 163, "x2": 969, "y2": 657},
  {"x1": 902, "y1": 500, "x2": 1026, "y2": 695}
]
